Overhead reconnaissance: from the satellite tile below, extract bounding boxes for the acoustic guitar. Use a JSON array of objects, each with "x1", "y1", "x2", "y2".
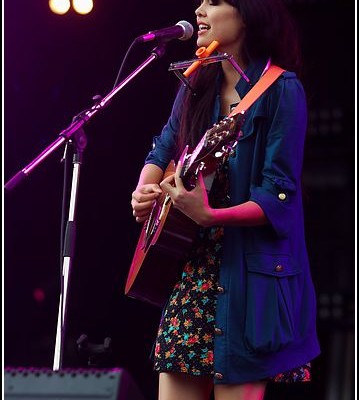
[{"x1": 125, "y1": 111, "x2": 245, "y2": 307}]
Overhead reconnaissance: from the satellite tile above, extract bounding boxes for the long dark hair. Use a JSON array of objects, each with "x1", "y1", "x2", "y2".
[{"x1": 176, "y1": 0, "x2": 302, "y2": 155}]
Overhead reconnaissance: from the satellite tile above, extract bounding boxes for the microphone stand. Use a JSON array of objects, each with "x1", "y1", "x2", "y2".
[{"x1": 4, "y1": 43, "x2": 168, "y2": 371}]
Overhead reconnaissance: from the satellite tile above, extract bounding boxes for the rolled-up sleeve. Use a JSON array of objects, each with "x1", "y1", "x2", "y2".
[
  {"x1": 249, "y1": 75, "x2": 308, "y2": 238},
  {"x1": 144, "y1": 85, "x2": 186, "y2": 171}
]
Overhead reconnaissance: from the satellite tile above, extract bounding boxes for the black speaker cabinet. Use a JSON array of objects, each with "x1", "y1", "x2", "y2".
[{"x1": 4, "y1": 368, "x2": 146, "y2": 400}]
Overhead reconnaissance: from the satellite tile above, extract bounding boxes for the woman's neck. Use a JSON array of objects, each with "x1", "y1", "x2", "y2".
[{"x1": 218, "y1": 54, "x2": 247, "y2": 116}]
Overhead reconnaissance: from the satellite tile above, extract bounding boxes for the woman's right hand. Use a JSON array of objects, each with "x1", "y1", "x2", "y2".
[{"x1": 131, "y1": 184, "x2": 162, "y2": 223}]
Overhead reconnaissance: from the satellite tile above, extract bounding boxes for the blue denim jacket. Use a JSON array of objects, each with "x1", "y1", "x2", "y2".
[{"x1": 145, "y1": 59, "x2": 320, "y2": 384}]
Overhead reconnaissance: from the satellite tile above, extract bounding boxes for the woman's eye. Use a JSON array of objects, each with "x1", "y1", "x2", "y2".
[
  {"x1": 195, "y1": 0, "x2": 220, "y2": 6},
  {"x1": 196, "y1": 0, "x2": 220, "y2": 5}
]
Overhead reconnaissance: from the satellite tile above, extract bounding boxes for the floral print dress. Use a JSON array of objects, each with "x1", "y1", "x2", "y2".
[{"x1": 153, "y1": 159, "x2": 311, "y2": 383}]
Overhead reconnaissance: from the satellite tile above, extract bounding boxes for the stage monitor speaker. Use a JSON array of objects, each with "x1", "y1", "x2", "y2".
[{"x1": 4, "y1": 367, "x2": 146, "y2": 400}]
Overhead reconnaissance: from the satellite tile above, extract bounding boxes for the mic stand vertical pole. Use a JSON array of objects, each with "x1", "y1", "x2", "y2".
[{"x1": 53, "y1": 127, "x2": 87, "y2": 371}]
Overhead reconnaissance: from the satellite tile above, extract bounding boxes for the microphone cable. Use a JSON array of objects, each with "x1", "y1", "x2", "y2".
[{"x1": 112, "y1": 37, "x2": 138, "y2": 90}]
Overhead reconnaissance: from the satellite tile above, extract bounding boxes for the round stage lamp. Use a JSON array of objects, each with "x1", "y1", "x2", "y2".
[
  {"x1": 72, "y1": 0, "x2": 94, "y2": 15},
  {"x1": 49, "y1": 0, "x2": 71, "y2": 14}
]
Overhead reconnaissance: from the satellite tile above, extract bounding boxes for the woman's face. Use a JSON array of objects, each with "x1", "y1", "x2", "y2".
[{"x1": 195, "y1": 0, "x2": 245, "y2": 56}]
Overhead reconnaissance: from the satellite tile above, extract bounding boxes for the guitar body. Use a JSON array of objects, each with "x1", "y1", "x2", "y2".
[
  {"x1": 125, "y1": 195, "x2": 198, "y2": 307},
  {"x1": 125, "y1": 112, "x2": 245, "y2": 307}
]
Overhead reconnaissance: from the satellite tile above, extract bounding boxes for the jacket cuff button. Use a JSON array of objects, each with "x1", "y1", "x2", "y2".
[
  {"x1": 214, "y1": 372, "x2": 224, "y2": 380},
  {"x1": 217, "y1": 286, "x2": 225, "y2": 294},
  {"x1": 214, "y1": 327, "x2": 223, "y2": 335},
  {"x1": 278, "y1": 192, "x2": 287, "y2": 201}
]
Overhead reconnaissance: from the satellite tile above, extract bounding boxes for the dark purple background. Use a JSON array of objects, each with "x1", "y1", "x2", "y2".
[{"x1": 4, "y1": 1, "x2": 355, "y2": 399}]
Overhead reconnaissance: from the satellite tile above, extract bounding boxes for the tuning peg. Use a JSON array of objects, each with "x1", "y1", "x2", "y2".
[
  {"x1": 194, "y1": 162, "x2": 206, "y2": 176},
  {"x1": 229, "y1": 141, "x2": 238, "y2": 157}
]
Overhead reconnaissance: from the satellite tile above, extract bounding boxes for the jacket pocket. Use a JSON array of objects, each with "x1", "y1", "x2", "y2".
[{"x1": 243, "y1": 253, "x2": 301, "y2": 354}]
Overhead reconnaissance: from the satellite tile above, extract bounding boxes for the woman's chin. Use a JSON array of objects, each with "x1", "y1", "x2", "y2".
[{"x1": 196, "y1": 36, "x2": 211, "y2": 48}]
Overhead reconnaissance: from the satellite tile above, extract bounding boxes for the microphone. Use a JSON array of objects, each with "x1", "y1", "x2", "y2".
[{"x1": 135, "y1": 20, "x2": 194, "y2": 43}]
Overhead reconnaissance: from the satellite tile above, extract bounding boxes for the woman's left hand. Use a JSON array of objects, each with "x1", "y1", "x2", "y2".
[{"x1": 159, "y1": 161, "x2": 214, "y2": 227}]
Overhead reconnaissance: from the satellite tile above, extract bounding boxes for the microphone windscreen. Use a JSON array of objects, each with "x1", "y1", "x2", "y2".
[{"x1": 176, "y1": 20, "x2": 194, "y2": 41}]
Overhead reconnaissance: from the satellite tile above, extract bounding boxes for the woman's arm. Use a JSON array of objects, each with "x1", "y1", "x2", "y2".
[
  {"x1": 160, "y1": 163, "x2": 268, "y2": 227},
  {"x1": 203, "y1": 201, "x2": 268, "y2": 227}
]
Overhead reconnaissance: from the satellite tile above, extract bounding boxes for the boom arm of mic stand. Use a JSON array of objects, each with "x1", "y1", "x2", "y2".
[{"x1": 4, "y1": 43, "x2": 167, "y2": 192}]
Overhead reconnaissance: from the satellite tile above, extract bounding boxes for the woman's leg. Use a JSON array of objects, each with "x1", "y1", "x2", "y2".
[
  {"x1": 214, "y1": 381, "x2": 267, "y2": 400},
  {"x1": 158, "y1": 372, "x2": 213, "y2": 400}
]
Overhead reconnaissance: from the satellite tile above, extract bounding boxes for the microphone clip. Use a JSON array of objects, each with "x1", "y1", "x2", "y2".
[{"x1": 151, "y1": 42, "x2": 168, "y2": 59}]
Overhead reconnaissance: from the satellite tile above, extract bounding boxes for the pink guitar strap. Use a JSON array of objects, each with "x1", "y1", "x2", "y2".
[{"x1": 228, "y1": 64, "x2": 285, "y2": 117}]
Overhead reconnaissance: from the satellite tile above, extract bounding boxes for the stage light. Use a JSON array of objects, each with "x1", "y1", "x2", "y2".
[
  {"x1": 72, "y1": 0, "x2": 94, "y2": 15},
  {"x1": 49, "y1": 0, "x2": 71, "y2": 15}
]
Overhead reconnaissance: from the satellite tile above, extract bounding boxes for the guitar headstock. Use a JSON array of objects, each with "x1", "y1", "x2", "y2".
[
  {"x1": 204, "y1": 111, "x2": 245, "y2": 151},
  {"x1": 182, "y1": 111, "x2": 246, "y2": 178}
]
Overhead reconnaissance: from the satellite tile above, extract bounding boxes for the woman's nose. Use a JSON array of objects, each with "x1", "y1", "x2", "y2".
[{"x1": 195, "y1": 3, "x2": 206, "y2": 17}]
